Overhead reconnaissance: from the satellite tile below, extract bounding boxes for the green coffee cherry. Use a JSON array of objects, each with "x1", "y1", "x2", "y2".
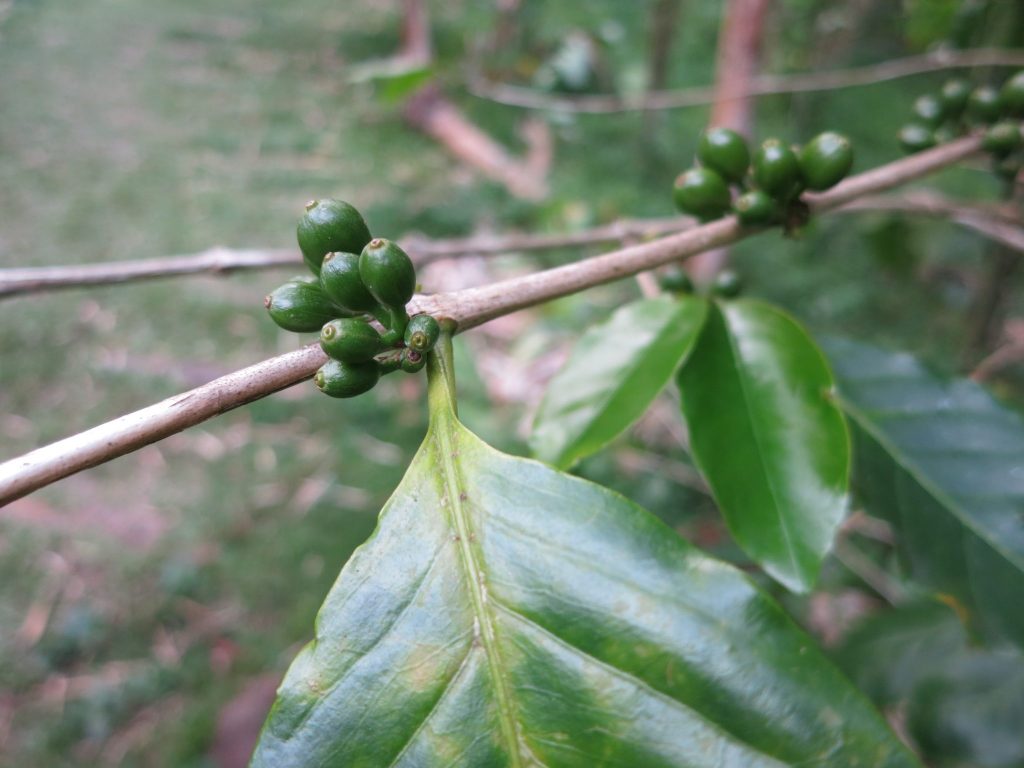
[
  {"x1": 940, "y1": 79, "x2": 972, "y2": 117},
  {"x1": 712, "y1": 270, "x2": 742, "y2": 299},
  {"x1": 315, "y1": 359, "x2": 380, "y2": 398},
  {"x1": 359, "y1": 238, "x2": 417, "y2": 310},
  {"x1": 697, "y1": 127, "x2": 750, "y2": 183},
  {"x1": 265, "y1": 277, "x2": 340, "y2": 333},
  {"x1": 400, "y1": 349, "x2": 427, "y2": 373},
  {"x1": 404, "y1": 314, "x2": 440, "y2": 353},
  {"x1": 798, "y1": 132, "x2": 854, "y2": 191},
  {"x1": 733, "y1": 189, "x2": 779, "y2": 226},
  {"x1": 752, "y1": 139, "x2": 801, "y2": 201},
  {"x1": 967, "y1": 85, "x2": 1003, "y2": 124},
  {"x1": 982, "y1": 121, "x2": 1022, "y2": 156},
  {"x1": 898, "y1": 124, "x2": 937, "y2": 154},
  {"x1": 672, "y1": 167, "x2": 731, "y2": 221},
  {"x1": 320, "y1": 251, "x2": 379, "y2": 313},
  {"x1": 320, "y1": 318, "x2": 387, "y2": 363},
  {"x1": 912, "y1": 94, "x2": 946, "y2": 127},
  {"x1": 1000, "y1": 70, "x2": 1024, "y2": 117},
  {"x1": 658, "y1": 266, "x2": 694, "y2": 295},
  {"x1": 297, "y1": 199, "x2": 372, "y2": 277}
]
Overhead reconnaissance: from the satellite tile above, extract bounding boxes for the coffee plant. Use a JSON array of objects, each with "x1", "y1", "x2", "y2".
[
  {"x1": 2, "y1": 5, "x2": 1023, "y2": 761},
  {"x1": 239, "y1": 66, "x2": 1024, "y2": 762}
]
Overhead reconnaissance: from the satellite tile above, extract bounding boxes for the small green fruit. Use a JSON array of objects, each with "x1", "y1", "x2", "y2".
[
  {"x1": 359, "y1": 238, "x2": 417, "y2": 310},
  {"x1": 712, "y1": 270, "x2": 742, "y2": 299},
  {"x1": 320, "y1": 251, "x2": 379, "y2": 313},
  {"x1": 912, "y1": 94, "x2": 946, "y2": 127},
  {"x1": 898, "y1": 124, "x2": 937, "y2": 154},
  {"x1": 967, "y1": 86, "x2": 1003, "y2": 124},
  {"x1": 265, "y1": 277, "x2": 340, "y2": 333},
  {"x1": 672, "y1": 167, "x2": 731, "y2": 221},
  {"x1": 297, "y1": 199, "x2": 372, "y2": 277},
  {"x1": 733, "y1": 189, "x2": 779, "y2": 226},
  {"x1": 798, "y1": 132, "x2": 854, "y2": 191},
  {"x1": 752, "y1": 139, "x2": 801, "y2": 201},
  {"x1": 697, "y1": 127, "x2": 750, "y2": 183},
  {"x1": 320, "y1": 318, "x2": 387, "y2": 363},
  {"x1": 315, "y1": 359, "x2": 380, "y2": 398},
  {"x1": 940, "y1": 79, "x2": 971, "y2": 117},
  {"x1": 400, "y1": 349, "x2": 427, "y2": 373},
  {"x1": 404, "y1": 314, "x2": 440, "y2": 353},
  {"x1": 982, "y1": 121, "x2": 1022, "y2": 156},
  {"x1": 658, "y1": 266, "x2": 694, "y2": 295},
  {"x1": 1000, "y1": 70, "x2": 1024, "y2": 117}
]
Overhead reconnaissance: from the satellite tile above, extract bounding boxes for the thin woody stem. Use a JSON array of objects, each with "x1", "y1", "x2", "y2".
[
  {"x1": 0, "y1": 219, "x2": 690, "y2": 300},
  {"x1": 0, "y1": 135, "x2": 987, "y2": 505}
]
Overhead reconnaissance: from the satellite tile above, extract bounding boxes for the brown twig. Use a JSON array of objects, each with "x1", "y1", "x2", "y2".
[
  {"x1": 0, "y1": 219, "x2": 691, "y2": 301},
  {"x1": 5, "y1": 190, "x2": 1017, "y2": 301},
  {"x1": 467, "y1": 48, "x2": 1024, "y2": 114},
  {"x1": 971, "y1": 340, "x2": 1024, "y2": 382},
  {"x1": 840, "y1": 192, "x2": 1024, "y2": 253},
  {"x1": 0, "y1": 136, "x2": 984, "y2": 506}
]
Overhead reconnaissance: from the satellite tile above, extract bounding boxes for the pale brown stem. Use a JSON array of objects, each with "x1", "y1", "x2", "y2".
[
  {"x1": 467, "y1": 48, "x2": 1024, "y2": 114},
  {"x1": 0, "y1": 218, "x2": 691, "y2": 300},
  {"x1": 0, "y1": 135, "x2": 984, "y2": 506}
]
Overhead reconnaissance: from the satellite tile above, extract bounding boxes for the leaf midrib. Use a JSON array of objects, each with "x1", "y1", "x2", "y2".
[
  {"x1": 433, "y1": 413, "x2": 525, "y2": 766},
  {"x1": 719, "y1": 305, "x2": 803, "y2": 585}
]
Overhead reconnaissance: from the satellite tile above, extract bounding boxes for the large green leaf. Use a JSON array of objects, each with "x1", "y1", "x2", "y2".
[
  {"x1": 676, "y1": 300, "x2": 850, "y2": 593},
  {"x1": 252, "y1": 335, "x2": 916, "y2": 767},
  {"x1": 531, "y1": 296, "x2": 707, "y2": 469},
  {"x1": 826, "y1": 338, "x2": 1024, "y2": 647}
]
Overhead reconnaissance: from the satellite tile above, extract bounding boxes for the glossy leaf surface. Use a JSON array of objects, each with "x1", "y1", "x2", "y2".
[
  {"x1": 676, "y1": 300, "x2": 850, "y2": 592},
  {"x1": 252, "y1": 336, "x2": 915, "y2": 767},
  {"x1": 531, "y1": 296, "x2": 707, "y2": 469},
  {"x1": 827, "y1": 338, "x2": 1024, "y2": 648}
]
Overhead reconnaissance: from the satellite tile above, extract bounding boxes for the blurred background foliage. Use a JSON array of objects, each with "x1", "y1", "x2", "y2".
[{"x1": 0, "y1": 0, "x2": 1022, "y2": 765}]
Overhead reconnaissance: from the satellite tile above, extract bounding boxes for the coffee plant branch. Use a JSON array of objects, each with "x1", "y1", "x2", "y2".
[
  {"x1": 0, "y1": 134, "x2": 987, "y2": 506},
  {"x1": 0, "y1": 219, "x2": 691, "y2": 300},
  {"x1": 468, "y1": 47, "x2": 1024, "y2": 114},
  {"x1": 3, "y1": 194, "x2": 1019, "y2": 299}
]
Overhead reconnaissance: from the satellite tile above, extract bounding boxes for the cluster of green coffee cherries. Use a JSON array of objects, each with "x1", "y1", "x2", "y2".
[
  {"x1": 264, "y1": 199, "x2": 440, "y2": 399},
  {"x1": 658, "y1": 265, "x2": 741, "y2": 299},
  {"x1": 899, "y1": 70, "x2": 1024, "y2": 180},
  {"x1": 672, "y1": 128, "x2": 854, "y2": 228}
]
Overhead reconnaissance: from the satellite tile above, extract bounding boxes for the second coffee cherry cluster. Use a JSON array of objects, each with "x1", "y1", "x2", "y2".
[
  {"x1": 672, "y1": 128, "x2": 854, "y2": 228},
  {"x1": 264, "y1": 198, "x2": 440, "y2": 399}
]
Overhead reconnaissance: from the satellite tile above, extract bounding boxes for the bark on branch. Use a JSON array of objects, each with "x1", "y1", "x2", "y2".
[
  {"x1": 0, "y1": 219, "x2": 691, "y2": 300},
  {"x1": 0, "y1": 135, "x2": 986, "y2": 505},
  {"x1": 467, "y1": 48, "x2": 1024, "y2": 114}
]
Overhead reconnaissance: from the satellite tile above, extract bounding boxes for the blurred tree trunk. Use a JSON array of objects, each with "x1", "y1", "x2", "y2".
[
  {"x1": 687, "y1": 0, "x2": 771, "y2": 284},
  {"x1": 642, "y1": 0, "x2": 684, "y2": 141}
]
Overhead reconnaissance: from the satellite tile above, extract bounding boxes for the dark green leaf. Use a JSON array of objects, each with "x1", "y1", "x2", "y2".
[
  {"x1": 908, "y1": 650, "x2": 1024, "y2": 768},
  {"x1": 834, "y1": 600, "x2": 969, "y2": 707},
  {"x1": 827, "y1": 338, "x2": 1024, "y2": 647},
  {"x1": 253, "y1": 335, "x2": 916, "y2": 767},
  {"x1": 531, "y1": 296, "x2": 707, "y2": 469},
  {"x1": 677, "y1": 300, "x2": 850, "y2": 592}
]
